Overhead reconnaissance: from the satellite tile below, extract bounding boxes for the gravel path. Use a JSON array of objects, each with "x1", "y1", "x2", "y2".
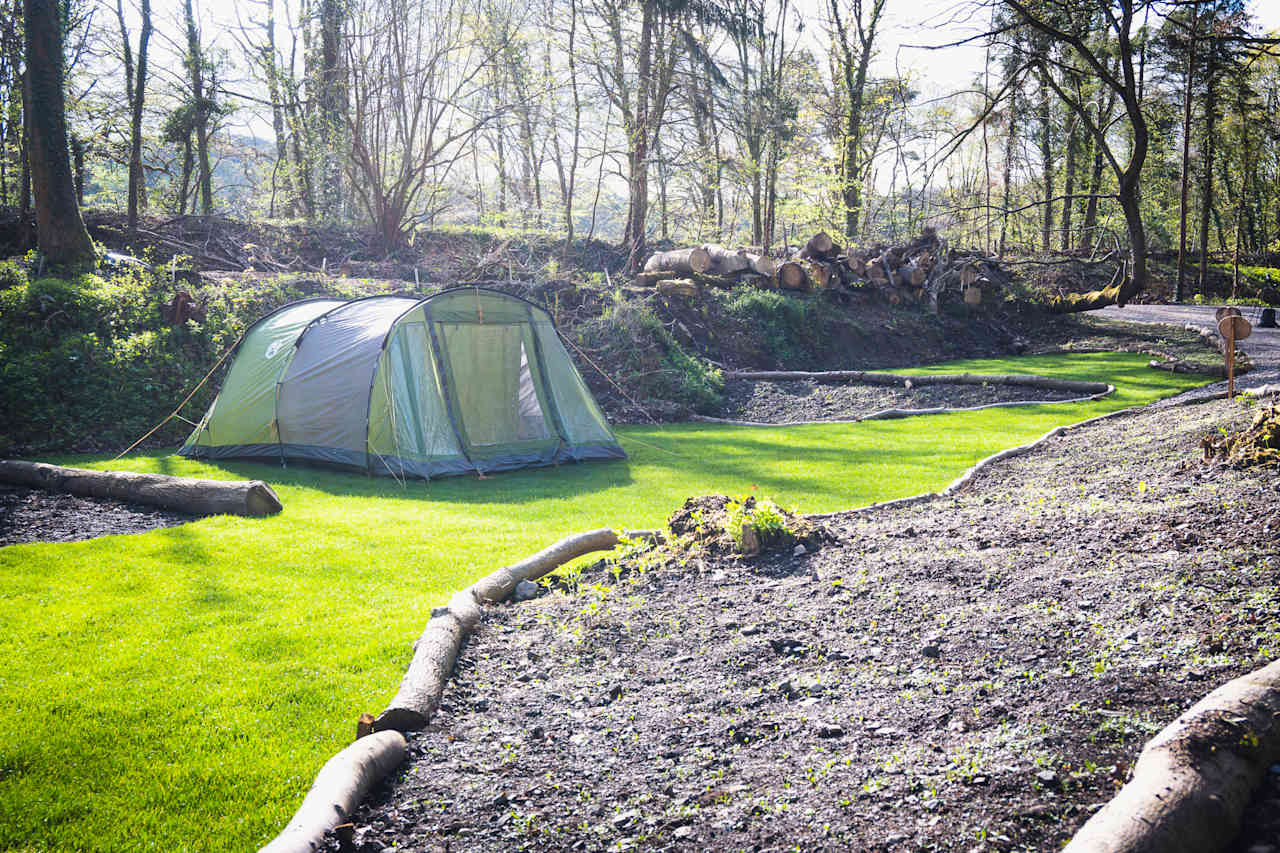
[
  {"x1": 713, "y1": 380, "x2": 1084, "y2": 424},
  {"x1": 331, "y1": 396, "x2": 1280, "y2": 853},
  {"x1": 1093, "y1": 304, "x2": 1280, "y2": 391}
]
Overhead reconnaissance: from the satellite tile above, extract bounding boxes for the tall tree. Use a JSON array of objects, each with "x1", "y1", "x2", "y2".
[
  {"x1": 22, "y1": 0, "x2": 94, "y2": 264},
  {"x1": 1036, "y1": 66, "x2": 1054, "y2": 252},
  {"x1": 183, "y1": 0, "x2": 213, "y2": 213},
  {"x1": 345, "y1": 0, "x2": 494, "y2": 248},
  {"x1": 115, "y1": 0, "x2": 151, "y2": 233},
  {"x1": 828, "y1": 0, "x2": 886, "y2": 241},
  {"x1": 548, "y1": 0, "x2": 585, "y2": 247},
  {"x1": 1002, "y1": 0, "x2": 1150, "y2": 301},
  {"x1": 315, "y1": 0, "x2": 344, "y2": 218}
]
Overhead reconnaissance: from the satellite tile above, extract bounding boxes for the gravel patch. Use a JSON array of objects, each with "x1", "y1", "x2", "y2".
[
  {"x1": 329, "y1": 397, "x2": 1280, "y2": 852},
  {"x1": 0, "y1": 484, "x2": 198, "y2": 546},
  {"x1": 714, "y1": 379, "x2": 1085, "y2": 424}
]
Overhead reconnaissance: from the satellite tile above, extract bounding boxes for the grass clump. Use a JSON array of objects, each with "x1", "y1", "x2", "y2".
[{"x1": 727, "y1": 496, "x2": 789, "y2": 551}]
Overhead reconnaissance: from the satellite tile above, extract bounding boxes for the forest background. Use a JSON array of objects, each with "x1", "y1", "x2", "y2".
[{"x1": 2, "y1": 0, "x2": 1279, "y2": 293}]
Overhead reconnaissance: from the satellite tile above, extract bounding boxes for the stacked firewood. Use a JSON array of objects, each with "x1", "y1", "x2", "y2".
[{"x1": 640, "y1": 228, "x2": 1013, "y2": 311}]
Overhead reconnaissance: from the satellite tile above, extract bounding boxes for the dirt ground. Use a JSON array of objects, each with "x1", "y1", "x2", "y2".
[
  {"x1": 327, "y1": 396, "x2": 1280, "y2": 853},
  {"x1": 0, "y1": 485, "x2": 196, "y2": 546},
  {"x1": 713, "y1": 379, "x2": 1085, "y2": 424}
]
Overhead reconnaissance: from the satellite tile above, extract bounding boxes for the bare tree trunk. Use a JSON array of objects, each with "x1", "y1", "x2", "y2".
[
  {"x1": 118, "y1": 0, "x2": 151, "y2": 232},
  {"x1": 262, "y1": 0, "x2": 292, "y2": 218},
  {"x1": 1038, "y1": 73, "x2": 1054, "y2": 253},
  {"x1": 1197, "y1": 47, "x2": 1218, "y2": 293},
  {"x1": 317, "y1": 0, "x2": 344, "y2": 219},
  {"x1": 183, "y1": 0, "x2": 213, "y2": 214},
  {"x1": 556, "y1": 0, "x2": 581, "y2": 247},
  {"x1": 22, "y1": 0, "x2": 94, "y2": 265},
  {"x1": 623, "y1": 1, "x2": 654, "y2": 271},
  {"x1": 1175, "y1": 8, "x2": 1198, "y2": 301},
  {"x1": 177, "y1": 135, "x2": 193, "y2": 215},
  {"x1": 70, "y1": 133, "x2": 84, "y2": 204},
  {"x1": 1081, "y1": 85, "x2": 1116, "y2": 251},
  {"x1": 998, "y1": 93, "x2": 1017, "y2": 256},
  {"x1": 19, "y1": 76, "x2": 30, "y2": 222},
  {"x1": 829, "y1": 0, "x2": 884, "y2": 241},
  {"x1": 1061, "y1": 112, "x2": 1078, "y2": 251}
]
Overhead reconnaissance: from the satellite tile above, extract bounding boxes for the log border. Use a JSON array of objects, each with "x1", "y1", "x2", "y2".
[
  {"x1": 810, "y1": 382, "x2": 1280, "y2": 519},
  {"x1": 1063, "y1": 659, "x2": 1280, "y2": 853},
  {"x1": 721, "y1": 368, "x2": 1111, "y2": 394},
  {"x1": 256, "y1": 527, "x2": 659, "y2": 853},
  {"x1": 259, "y1": 730, "x2": 407, "y2": 853},
  {"x1": 0, "y1": 459, "x2": 283, "y2": 517}
]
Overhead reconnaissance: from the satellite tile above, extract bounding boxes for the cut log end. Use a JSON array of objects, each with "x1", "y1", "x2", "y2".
[
  {"x1": 778, "y1": 261, "x2": 808, "y2": 291},
  {"x1": 372, "y1": 706, "x2": 430, "y2": 733},
  {"x1": 245, "y1": 482, "x2": 284, "y2": 516}
]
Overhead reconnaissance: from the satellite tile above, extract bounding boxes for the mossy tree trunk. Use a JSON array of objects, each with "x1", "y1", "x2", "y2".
[{"x1": 22, "y1": 0, "x2": 94, "y2": 266}]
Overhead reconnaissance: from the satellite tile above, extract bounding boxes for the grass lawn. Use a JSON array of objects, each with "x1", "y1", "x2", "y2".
[{"x1": 0, "y1": 352, "x2": 1207, "y2": 852}]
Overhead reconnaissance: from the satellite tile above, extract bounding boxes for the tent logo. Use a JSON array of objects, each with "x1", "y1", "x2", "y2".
[{"x1": 265, "y1": 340, "x2": 284, "y2": 359}]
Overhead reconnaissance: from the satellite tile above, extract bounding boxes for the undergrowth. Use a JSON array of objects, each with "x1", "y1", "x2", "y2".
[{"x1": 574, "y1": 293, "x2": 723, "y2": 412}]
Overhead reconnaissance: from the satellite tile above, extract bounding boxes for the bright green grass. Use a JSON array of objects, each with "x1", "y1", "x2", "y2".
[{"x1": 0, "y1": 352, "x2": 1204, "y2": 852}]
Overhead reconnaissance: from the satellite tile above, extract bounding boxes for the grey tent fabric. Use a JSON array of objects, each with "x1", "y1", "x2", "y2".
[{"x1": 179, "y1": 288, "x2": 626, "y2": 478}]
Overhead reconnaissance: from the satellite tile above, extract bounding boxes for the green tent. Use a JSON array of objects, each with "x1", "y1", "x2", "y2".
[{"x1": 179, "y1": 288, "x2": 625, "y2": 477}]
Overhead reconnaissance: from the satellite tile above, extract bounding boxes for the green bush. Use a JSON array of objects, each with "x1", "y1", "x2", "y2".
[
  {"x1": 0, "y1": 269, "x2": 223, "y2": 454},
  {"x1": 722, "y1": 287, "x2": 822, "y2": 367},
  {"x1": 576, "y1": 294, "x2": 723, "y2": 412}
]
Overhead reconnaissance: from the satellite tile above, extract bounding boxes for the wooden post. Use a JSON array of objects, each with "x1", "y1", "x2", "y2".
[{"x1": 1227, "y1": 322, "x2": 1235, "y2": 399}]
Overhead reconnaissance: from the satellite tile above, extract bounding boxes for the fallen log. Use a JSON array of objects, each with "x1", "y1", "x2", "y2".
[
  {"x1": 802, "y1": 259, "x2": 833, "y2": 290},
  {"x1": 1063, "y1": 659, "x2": 1280, "y2": 853},
  {"x1": 800, "y1": 231, "x2": 839, "y2": 260},
  {"x1": 656, "y1": 278, "x2": 699, "y2": 298},
  {"x1": 867, "y1": 258, "x2": 890, "y2": 284},
  {"x1": 643, "y1": 247, "x2": 711, "y2": 275},
  {"x1": 1148, "y1": 358, "x2": 1229, "y2": 378},
  {"x1": 258, "y1": 730, "x2": 407, "y2": 853},
  {"x1": 702, "y1": 244, "x2": 750, "y2": 276},
  {"x1": 374, "y1": 528, "x2": 658, "y2": 732},
  {"x1": 742, "y1": 252, "x2": 777, "y2": 277},
  {"x1": 0, "y1": 460, "x2": 283, "y2": 517},
  {"x1": 1047, "y1": 261, "x2": 1142, "y2": 313}
]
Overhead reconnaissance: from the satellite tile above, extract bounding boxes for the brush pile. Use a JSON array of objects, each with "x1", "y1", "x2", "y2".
[
  {"x1": 639, "y1": 227, "x2": 1014, "y2": 311},
  {"x1": 1201, "y1": 403, "x2": 1280, "y2": 469}
]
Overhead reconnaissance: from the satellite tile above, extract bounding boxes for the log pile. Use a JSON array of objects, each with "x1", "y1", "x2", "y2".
[{"x1": 639, "y1": 227, "x2": 1014, "y2": 312}]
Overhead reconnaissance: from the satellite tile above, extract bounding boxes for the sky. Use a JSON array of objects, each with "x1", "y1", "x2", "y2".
[
  {"x1": 800, "y1": 0, "x2": 1280, "y2": 101},
  {"x1": 130, "y1": 0, "x2": 1280, "y2": 153}
]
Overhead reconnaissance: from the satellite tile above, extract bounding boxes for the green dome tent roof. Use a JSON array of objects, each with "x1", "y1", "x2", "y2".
[{"x1": 179, "y1": 288, "x2": 625, "y2": 478}]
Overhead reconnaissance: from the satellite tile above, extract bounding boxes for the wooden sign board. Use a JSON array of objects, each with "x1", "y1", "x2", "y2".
[
  {"x1": 1218, "y1": 314, "x2": 1252, "y2": 342},
  {"x1": 1218, "y1": 314, "x2": 1253, "y2": 399}
]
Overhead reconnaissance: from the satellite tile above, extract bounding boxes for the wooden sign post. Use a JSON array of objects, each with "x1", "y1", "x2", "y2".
[{"x1": 1218, "y1": 312, "x2": 1252, "y2": 399}]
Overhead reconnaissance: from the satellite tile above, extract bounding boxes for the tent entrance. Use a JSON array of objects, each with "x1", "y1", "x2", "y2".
[{"x1": 436, "y1": 322, "x2": 560, "y2": 455}]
